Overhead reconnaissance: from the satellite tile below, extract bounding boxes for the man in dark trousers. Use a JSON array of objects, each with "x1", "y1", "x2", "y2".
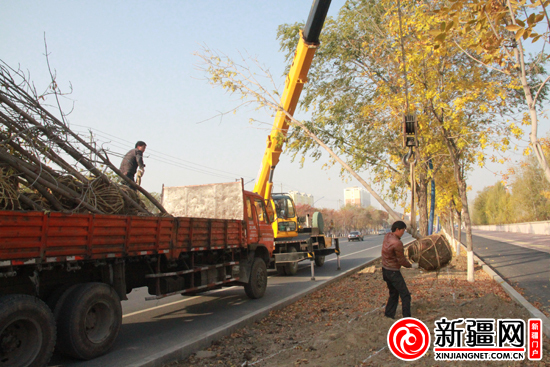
[
  {"x1": 381, "y1": 220, "x2": 416, "y2": 319},
  {"x1": 120, "y1": 141, "x2": 146, "y2": 186}
]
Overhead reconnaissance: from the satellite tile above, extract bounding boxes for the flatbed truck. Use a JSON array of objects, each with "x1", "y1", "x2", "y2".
[{"x1": 0, "y1": 181, "x2": 273, "y2": 366}]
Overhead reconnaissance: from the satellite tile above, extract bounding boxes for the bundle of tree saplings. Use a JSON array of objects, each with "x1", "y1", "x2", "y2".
[{"x1": 0, "y1": 61, "x2": 167, "y2": 216}]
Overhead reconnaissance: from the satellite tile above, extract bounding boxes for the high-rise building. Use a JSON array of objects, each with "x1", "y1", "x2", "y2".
[
  {"x1": 288, "y1": 190, "x2": 314, "y2": 206},
  {"x1": 344, "y1": 187, "x2": 371, "y2": 208}
]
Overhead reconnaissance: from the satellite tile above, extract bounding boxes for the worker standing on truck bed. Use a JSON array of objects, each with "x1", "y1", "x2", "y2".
[{"x1": 120, "y1": 141, "x2": 146, "y2": 186}]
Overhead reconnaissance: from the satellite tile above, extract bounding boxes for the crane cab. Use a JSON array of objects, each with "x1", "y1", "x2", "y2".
[{"x1": 266, "y1": 194, "x2": 298, "y2": 239}]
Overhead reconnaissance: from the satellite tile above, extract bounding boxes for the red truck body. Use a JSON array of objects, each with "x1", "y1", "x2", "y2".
[{"x1": 0, "y1": 211, "x2": 248, "y2": 264}]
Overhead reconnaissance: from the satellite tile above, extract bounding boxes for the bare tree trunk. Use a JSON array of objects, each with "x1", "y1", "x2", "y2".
[
  {"x1": 456, "y1": 208, "x2": 463, "y2": 256},
  {"x1": 457, "y1": 173, "x2": 474, "y2": 282},
  {"x1": 450, "y1": 207, "x2": 455, "y2": 243},
  {"x1": 505, "y1": 0, "x2": 550, "y2": 184},
  {"x1": 443, "y1": 130, "x2": 475, "y2": 282}
]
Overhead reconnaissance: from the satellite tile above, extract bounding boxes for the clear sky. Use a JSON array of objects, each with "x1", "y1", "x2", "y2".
[{"x1": 1, "y1": 1, "x2": 546, "y2": 210}]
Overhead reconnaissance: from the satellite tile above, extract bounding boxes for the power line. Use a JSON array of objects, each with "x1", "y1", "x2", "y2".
[
  {"x1": 71, "y1": 125, "x2": 254, "y2": 181},
  {"x1": 70, "y1": 124, "x2": 333, "y2": 194}
]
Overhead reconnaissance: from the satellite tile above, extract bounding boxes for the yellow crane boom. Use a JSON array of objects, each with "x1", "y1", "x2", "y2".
[{"x1": 253, "y1": 0, "x2": 332, "y2": 202}]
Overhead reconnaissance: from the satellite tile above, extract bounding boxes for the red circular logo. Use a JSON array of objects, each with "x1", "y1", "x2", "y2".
[{"x1": 387, "y1": 318, "x2": 431, "y2": 361}]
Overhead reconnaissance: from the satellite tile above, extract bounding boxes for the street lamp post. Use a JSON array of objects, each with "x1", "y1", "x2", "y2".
[{"x1": 313, "y1": 196, "x2": 324, "y2": 207}]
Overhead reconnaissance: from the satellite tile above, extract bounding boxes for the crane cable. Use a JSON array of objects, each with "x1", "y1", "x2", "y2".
[
  {"x1": 397, "y1": 0, "x2": 410, "y2": 114},
  {"x1": 396, "y1": 0, "x2": 417, "y2": 233}
]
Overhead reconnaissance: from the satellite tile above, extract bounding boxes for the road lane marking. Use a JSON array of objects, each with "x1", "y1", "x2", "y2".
[
  {"x1": 473, "y1": 233, "x2": 543, "y2": 247},
  {"x1": 326, "y1": 244, "x2": 382, "y2": 262},
  {"x1": 123, "y1": 295, "x2": 204, "y2": 318},
  {"x1": 123, "y1": 239, "x2": 407, "y2": 318}
]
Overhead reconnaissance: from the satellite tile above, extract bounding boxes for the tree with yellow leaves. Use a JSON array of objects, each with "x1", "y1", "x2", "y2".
[
  {"x1": 278, "y1": 0, "x2": 527, "y2": 280},
  {"x1": 432, "y1": 0, "x2": 550, "y2": 183}
]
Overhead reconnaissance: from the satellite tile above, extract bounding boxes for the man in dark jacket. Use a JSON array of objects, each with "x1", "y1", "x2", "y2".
[
  {"x1": 381, "y1": 220, "x2": 415, "y2": 319},
  {"x1": 120, "y1": 141, "x2": 146, "y2": 185}
]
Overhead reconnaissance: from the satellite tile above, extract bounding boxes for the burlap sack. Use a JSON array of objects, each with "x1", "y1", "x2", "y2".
[{"x1": 406, "y1": 234, "x2": 452, "y2": 271}]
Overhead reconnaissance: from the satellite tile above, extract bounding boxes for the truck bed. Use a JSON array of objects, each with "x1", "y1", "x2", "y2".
[{"x1": 0, "y1": 210, "x2": 245, "y2": 267}]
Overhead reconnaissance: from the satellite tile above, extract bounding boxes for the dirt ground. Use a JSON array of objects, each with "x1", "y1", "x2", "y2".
[{"x1": 165, "y1": 253, "x2": 550, "y2": 367}]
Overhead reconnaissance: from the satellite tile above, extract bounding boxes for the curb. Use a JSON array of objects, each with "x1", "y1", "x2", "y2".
[{"x1": 131, "y1": 239, "x2": 410, "y2": 367}]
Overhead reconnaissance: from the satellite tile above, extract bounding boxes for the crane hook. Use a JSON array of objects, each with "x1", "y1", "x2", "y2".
[{"x1": 402, "y1": 146, "x2": 416, "y2": 166}]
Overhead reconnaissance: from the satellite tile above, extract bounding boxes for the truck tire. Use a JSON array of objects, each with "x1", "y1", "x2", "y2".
[
  {"x1": 47, "y1": 284, "x2": 79, "y2": 312},
  {"x1": 244, "y1": 257, "x2": 267, "y2": 299},
  {"x1": 55, "y1": 282, "x2": 122, "y2": 360},
  {"x1": 315, "y1": 242, "x2": 326, "y2": 267},
  {"x1": 284, "y1": 246, "x2": 299, "y2": 275},
  {"x1": 276, "y1": 264, "x2": 287, "y2": 276},
  {"x1": 0, "y1": 294, "x2": 56, "y2": 367}
]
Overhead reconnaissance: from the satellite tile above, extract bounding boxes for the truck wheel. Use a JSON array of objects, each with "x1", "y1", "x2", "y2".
[
  {"x1": 276, "y1": 264, "x2": 287, "y2": 276},
  {"x1": 0, "y1": 294, "x2": 56, "y2": 367},
  {"x1": 244, "y1": 258, "x2": 267, "y2": 299},
  {"x1": 315, "y1": 243, "x2": 326, "y2": 267},
  {"x1": 47, "y1": 284, "x2": 78, "y2": 312},
  {"x1": 284, "y1": 247, "x2": 299, "y2": 275},
  {"x1": 55, "y1": 283, "x2": 122, "y2": 360}
]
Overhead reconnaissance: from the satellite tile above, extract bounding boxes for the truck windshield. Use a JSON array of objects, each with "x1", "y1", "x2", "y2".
[
  {"x1": 266, "y1": 201, "x2": 275, "y2": 223},
  {"x1": 254, "y1": 199, "x2": 269, "y2": 224},
  {"x1": 273, "y1": 196, "x2": 295, "y2": 219}
]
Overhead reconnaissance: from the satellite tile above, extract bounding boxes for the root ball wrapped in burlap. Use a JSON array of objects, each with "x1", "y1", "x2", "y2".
[{"x1": 406, "y1": 234, "x2": 452, "y2": 271}]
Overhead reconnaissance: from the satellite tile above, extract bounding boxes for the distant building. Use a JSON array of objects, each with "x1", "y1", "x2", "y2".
[
  {"x1": 344, "y1": 187, "x2": 371, "y2": 208},
  {"x1": 288, "y1": 190, "x2": 314, "y2": 206}
]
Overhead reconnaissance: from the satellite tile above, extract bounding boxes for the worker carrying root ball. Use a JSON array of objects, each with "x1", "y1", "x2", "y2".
[
  {"x1": 120, "y1": 141, "x2": 147, "y2": 188},
  {"x1": 381, "y1": 221, "x2": 418, "y2": 319}
]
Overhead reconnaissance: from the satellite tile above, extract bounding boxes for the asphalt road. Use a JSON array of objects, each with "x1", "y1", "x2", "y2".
[
  {"x1": 466, "y1": 229, "x2": 550, "y2": 315},
  {"x1": 49, "y1": 233, "x2": 411, "y2": 367}
]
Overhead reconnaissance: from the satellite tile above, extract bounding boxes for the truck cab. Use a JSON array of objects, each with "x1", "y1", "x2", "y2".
[
  {"x1": 244, "y1": 190, "x2": 275, "y2": 257},
  {"x1": 267, "y1": 194, "x2": 297, "y2": 238}
]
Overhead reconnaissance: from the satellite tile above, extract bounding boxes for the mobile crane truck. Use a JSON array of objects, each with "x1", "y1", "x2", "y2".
[{"x1": 254, "y1": 0, "x2": 340, "y2": 276}]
